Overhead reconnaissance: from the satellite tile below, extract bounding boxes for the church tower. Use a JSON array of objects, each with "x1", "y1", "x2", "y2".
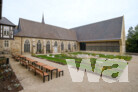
[{"x1": 42, "y1": 13, "x2": 45, "y2": 24}]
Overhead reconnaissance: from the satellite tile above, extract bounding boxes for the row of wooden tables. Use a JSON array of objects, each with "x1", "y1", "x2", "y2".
[{"x1": 18, "y1": 55, "x2": 58, "y2": 80}]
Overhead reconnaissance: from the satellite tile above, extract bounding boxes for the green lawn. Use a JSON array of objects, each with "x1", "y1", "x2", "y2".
[
  {"x1": 35, "y1": 53, "x2": 128, "y2": 78},
  {"x1": 69, "y1": 52, "x2": 132, "y2": 61}
]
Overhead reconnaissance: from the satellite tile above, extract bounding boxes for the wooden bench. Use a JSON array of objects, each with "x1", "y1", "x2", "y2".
[
  {"x1": 58, "y1": 69, "x2": 64, "y2": 77},
  {"x1": 20, "y1": 57, "x2": 28, "y2": 68},
  {"x1": 35, "y1": 67, "x2": 49, "y2": 82},
  {"x1": 28, "y1": 63, "x2": 36, "y2": 72},
  {"x1": 11, "y1": 54, "x2": 16, "y2": 59},
  {"x1": 28, "y1": 63, "x2": 49, "y2": 82},
  {"x1": 15, "y1": 55, "x2": 20, "y2": 62},
  {"x1": 42, "y1": 65, "x2": 58, "y2": 79}
]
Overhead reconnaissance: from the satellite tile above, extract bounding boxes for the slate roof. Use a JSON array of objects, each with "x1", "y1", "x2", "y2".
[
  {"x1": 15, "y1": 18, "x2": 77, "y2": 41},
  {"x1": 71, "y1": 16, "x2": 123, "y2": 42},
  {"x1": 0, "y1": 17, "x2": 15, "y2": 26}
]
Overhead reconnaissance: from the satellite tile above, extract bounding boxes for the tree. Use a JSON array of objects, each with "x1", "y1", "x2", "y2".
[{"x1": 126, "y1": 25, "x2": 138, "y2": 52}]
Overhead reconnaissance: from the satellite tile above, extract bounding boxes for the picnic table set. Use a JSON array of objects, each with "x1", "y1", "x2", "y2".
[{"x1": 12, "y1": 54, "x2": 64, "y2": 83}]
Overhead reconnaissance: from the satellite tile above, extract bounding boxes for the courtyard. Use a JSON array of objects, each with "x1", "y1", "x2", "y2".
[{"x1": 7, "y1": 52, "x2": 138, "y2": 92}]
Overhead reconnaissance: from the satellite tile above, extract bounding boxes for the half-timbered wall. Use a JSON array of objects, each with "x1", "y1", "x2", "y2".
[{"x1": 0, "y1": 25, "x2": 14, "y2": 39}]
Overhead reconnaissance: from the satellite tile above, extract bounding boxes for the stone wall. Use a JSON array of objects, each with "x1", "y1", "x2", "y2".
[
  {"x1": 11, "y1": 37, "x2": 78, "y2": 54},
  {"x1": 0, "y1": 40, "x2": 11, "y2": 53},
  {"x1": 120, "y1": 16, "x2": 126, "y2": 55},
  {"x1": 10, "y1": 37, "x2": 21, "y2": 54}
]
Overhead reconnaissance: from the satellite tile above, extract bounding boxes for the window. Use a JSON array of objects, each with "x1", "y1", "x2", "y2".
[
  {"x1": 4, "y1": 40, "x2": 9, "y2": 47},
  {"x1": 74, "y1": 43, "x2": 77, "y2": 50},
  {"x1": 3, "y1": 26, "x2": 9, "y2": 36},
  {"x1": 24, "y1": 40, "x2": 30, "y2": 52},
  {"x1": 46, "y1": 41, "x2": 50, "y2": 53},
  {"x1": 61, "y1": 42, "x2": 64, "y2": 51},
  {"x1": 37, "y1": 40, "x2": 41, "y2": 53},
  {"x1": 68, "y1": 43, "x2": 71, "y2": 51},
  {"x1": 54, "y1": 41, "x2": 58, "y2": 47}
]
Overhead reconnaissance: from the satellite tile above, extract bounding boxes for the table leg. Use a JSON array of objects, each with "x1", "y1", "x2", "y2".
[
  {"x1": 56, "y1": 69, "x2": 58, "y2": 78},
  {"x1": 51, "y1": 70, "x2": 53, "y2": 79}
]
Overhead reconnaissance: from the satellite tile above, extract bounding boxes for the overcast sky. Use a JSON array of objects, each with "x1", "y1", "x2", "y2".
[{"x1": 3, "y1": 0, "x2": 138, "y2": 35}]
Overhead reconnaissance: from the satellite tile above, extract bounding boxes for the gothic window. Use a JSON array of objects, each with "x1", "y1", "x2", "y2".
[
  {"x1": 54, "y1": 41, "x2": 58, "y2": 47},
  {"x1": 61, "y1": 42, "x2": 64, "y2": 51},
  {"x1": 68, "y1": 43, "x2": 71, "y2": 51},
  {"x1": 46, "y1": 41, "x2": 50, "y2": 53},
  {"x1": 24, "y1": 40, "x2": 30, "y2": 52},
  {"x1": 74, "y1": 43, "x2": 77, "y2": 50},
  {"x1": 37, "y1": 40, "x2": 41, "y2": 53}
]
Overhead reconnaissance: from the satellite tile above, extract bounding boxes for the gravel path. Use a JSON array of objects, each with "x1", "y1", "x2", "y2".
[{"x1": 9, "y1": 55, "x2": 138, "y2": 92}]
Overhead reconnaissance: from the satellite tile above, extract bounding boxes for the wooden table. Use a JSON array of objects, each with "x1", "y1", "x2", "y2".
[
  {"x1": 35, "y1": 62, "x2": 46, "y2": 69},
  {"x1": 42, "y1": 65, "x2": 58, "y2": 79},
  {"x1": 26, "y1": 58, "x2": 37, "y2": 64},
  {"x1": 19, "y1": 55, "x2": 26, "y2": 62}
]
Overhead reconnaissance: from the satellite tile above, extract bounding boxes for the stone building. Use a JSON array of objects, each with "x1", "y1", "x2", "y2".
[
  {"x1": 0, "y1": 17, "x2": 16, "y2": 53},
  {"x1": 0, "y1": 0, "x2": 126, "y2": 55},
  {"x1": 11, "y1": 17, "x2": 78, "y2": 54},
  {"x1": 0, "y1": 15, "x2": 126, "y2": 55},
  {"x1": 71, "y1": 16, "x2": 126, "y2": 54}
]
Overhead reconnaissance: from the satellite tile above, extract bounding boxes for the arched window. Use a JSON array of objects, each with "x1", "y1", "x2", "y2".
[
  {"x1": 74, "y1": 43, "x2": 77, "y2": 50},
  {"x1": 68, "y1": 43, "x2": 71, "y2": 51},
  {"x1": 24, "y1": 40, "x2": 30, "y2": 52},
  {"x1": 54, "y1": 41, "x2": 58, "y2": 47},
  {"x1": 46, "y1": 41, "x2": 50, "y2": 53},
  {"x1": 37, "y1": 40, "x2": 41, "y2": 53},
  {"x1": 61, "y1": 42, "x2": 64, "y2": 51}
]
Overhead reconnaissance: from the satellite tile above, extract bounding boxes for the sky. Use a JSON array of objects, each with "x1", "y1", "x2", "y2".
[{"x1": 3, "y1": 0, "x2": 138, "y2": 36}]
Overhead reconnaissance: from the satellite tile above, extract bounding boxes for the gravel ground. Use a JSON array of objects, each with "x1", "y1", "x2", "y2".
[{"x1": 9, "y1": 55, "x2": 138, "y2": 92}]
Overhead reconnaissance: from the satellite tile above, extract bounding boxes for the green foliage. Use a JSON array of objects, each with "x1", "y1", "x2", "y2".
[
  {"x1": 31, "y1": 53, "x2": 36, "y2": 57},
  {"x1": 36, "y1": 55, "x2": 67, "y2": 64},
  {"x1": 70, "y1": 52, "x2": 132, "y2": 61},
  {"x1": 126, "y1": 25, "x2": 138, "y2": 52},
  {"x1": 111, "y1": 64, "x2": 119, "y2": 68},
  {"x1": 111, "y1": 72, "x2": 119, "y2": 78},
  {"x1": 90, "y1": 58, "x2": 97, "y2": 72},
  {"x1": 99, "y1": 54, "x2": 106, "y2": 57}
]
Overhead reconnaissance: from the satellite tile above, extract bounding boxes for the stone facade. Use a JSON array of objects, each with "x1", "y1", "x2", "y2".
[
  {"x1": 0, "y1": 40, "x2": 11, "y2": 53},
  {"x1": 120, "y1": 16, "x2": 126, "y2": 54},
  {"x1": 10, "y1": 37, "x2": 78, "y2": 55}
]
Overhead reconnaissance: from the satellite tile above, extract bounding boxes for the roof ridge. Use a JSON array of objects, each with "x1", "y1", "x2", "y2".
[
  {"x1": 71, "y1": 16, "x2": 123, "y2": 29},
  {"x1": 19, "y1": 18, "x2": 71, "y2": 31}
]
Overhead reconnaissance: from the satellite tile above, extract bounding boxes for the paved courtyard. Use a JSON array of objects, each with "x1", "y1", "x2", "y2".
[{"x1": 9, "y1": 55, "x2": 138, "y2": 92}]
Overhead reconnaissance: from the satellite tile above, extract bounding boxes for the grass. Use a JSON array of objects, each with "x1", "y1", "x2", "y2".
[
  {"x1": 69, "y1": 52, "x2": 132, "y2": 61},
  {"x1": 35, "y1": 53, "x2": 128, "y2": 78},
  {"x1": 35, "y1": 54, "x2": 82, "y2": 65}
]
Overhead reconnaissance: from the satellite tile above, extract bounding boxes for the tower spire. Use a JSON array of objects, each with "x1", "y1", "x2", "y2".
[{"x1": 42, "y1": 13, "x2": 45, "y2": 24}]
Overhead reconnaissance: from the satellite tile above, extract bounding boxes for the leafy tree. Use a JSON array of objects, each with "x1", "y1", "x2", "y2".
[{"x1": 126, "y1": 25, "x2": 138, "y2": 52}]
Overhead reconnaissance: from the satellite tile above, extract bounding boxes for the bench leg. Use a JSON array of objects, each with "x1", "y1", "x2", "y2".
[
  {"x1": 26, "y1": 65, "x2": 27, "y2": 69},
  {"x1": 51, "y1": 70, "x2": 53, "y2": 79},
  {"x1": 62, "y1": 71, "x2": 64, "y2": 76},
  {"x1": 59, "y1": 72, "x2": 60, "y2": 77},
  {"x1": 48, "y1": 75, "x2": 50, "y2": 81},
  {"x1": 28, "y1": 67, "x2": 30, "y2": 71},
  {"x1": 35, "y1": 71, "x2": 36, "y2": 76},
  {"x1": 43, "y1": 76, "x2": 45, "y2": 83},
  {"x1": 46, "y1": 69, "x2": 48, "y2": 73}
]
